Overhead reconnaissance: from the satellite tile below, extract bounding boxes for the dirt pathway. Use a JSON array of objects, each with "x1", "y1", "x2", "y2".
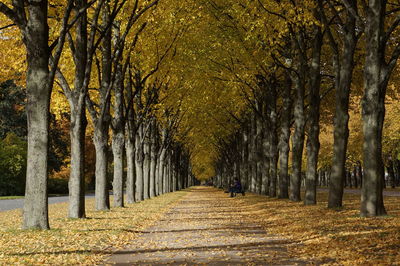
[{"x1": 105, "y1": 187, "x2": 305, "y2": 265}]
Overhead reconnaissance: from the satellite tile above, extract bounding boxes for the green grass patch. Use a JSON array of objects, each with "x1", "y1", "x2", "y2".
[{"x1": 0, "y1": 196, "x2": 24, "y2": 200}]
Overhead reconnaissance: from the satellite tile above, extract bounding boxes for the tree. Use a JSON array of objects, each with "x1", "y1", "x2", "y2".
[
  {"x1": 318, "y1": 0, "x2": 360, "y2": 209},
  {"x1": 54, "y1": 0, "x2": 105, "y2": 218},
  {"x1": 359, "y1": 0, "x2": 400, "y2": 216},
  {"x1": 0, "y1": 0, "x2": 74, "y2": 229}
]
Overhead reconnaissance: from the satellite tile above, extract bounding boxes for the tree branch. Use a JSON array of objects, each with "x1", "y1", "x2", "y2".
[
  {"x1": 0, "y1": 3, "x2": 18, "y2": 25},
  {"x1": 0, "y1": 23, "x2": 16, "y2": 31}
]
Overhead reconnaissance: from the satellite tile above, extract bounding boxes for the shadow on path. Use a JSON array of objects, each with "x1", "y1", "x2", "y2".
[{"x1": 104, "y1": 187, "x2": 311, "y2": 265}]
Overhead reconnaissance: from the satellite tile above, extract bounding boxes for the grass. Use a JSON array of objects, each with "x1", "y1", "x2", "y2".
[
  {"x1": 234, "y1": 190, "x2": 400, "y2": 265},
  {"x1": 0, "y1": 191, "x2": 187, "y2": 265},
  {"x1": 0, "y1": 196, "x2": 24, "y2": 200}
]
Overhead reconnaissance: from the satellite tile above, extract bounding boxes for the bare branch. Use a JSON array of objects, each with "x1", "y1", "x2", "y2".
[
  {"x1": 0, "y1": 23, "x2": 16, "y2": 31},
  {"x1": 382, "y1": 14, "x2": 400, "y2": 46},
  {"x1": 49, "y1": 0, "x2": 75, "y2": 87},
  {"x1": 0, "y1": 3, "x2": 18, "y2": 25}
]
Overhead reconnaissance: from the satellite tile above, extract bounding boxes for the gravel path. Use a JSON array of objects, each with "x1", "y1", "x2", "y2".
[
  {"x1": 0, "y1": 194, "x2": 95, "y2": 211},
  {"x1": 105, "y1": 187, "x2": 305, "y2": 265}
]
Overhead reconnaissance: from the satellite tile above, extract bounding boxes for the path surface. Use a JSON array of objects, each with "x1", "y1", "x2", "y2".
[
  {"x1": 106, "y1": 187, "x2": 304, "y2": 265},
  {"x1": 0, "y1": 194, "x2": 95, "y2": 211}
]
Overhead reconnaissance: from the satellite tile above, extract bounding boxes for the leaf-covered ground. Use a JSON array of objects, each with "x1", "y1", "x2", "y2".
[
  {"x1": 107, "y1": 187, "x2": 400, "y2": 265},
  {"x1": 238, "y1": 189, "x2": 400, "y2": 265},
  {"x1": 106, "y1": 187, "x2": 305, "y2": 265},
  {"x1": 1, "y1": 187, "x2": 400, "y2": 265},
  {"x1": 0, "y1": 191, "x2": 186, "y2": 264}
]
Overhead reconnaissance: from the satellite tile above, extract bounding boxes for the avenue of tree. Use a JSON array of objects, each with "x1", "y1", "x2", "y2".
[{"x1": 0, "y1": 0, "x2": 399, "y2": 230}]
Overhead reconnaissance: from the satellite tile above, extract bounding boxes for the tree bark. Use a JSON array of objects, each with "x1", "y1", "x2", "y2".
[
  {"x1": 135, "y1": 125, "x2": 144, "y2": 201},
  {"x1": 262, "y1": 126, "x2": 270, "y2": 196},
  {"x1": 256, "y1": 113, "x2": 263, "y2": 194},
  {"x1": 278, "y1": 74, "x2": 291, "y2": 199},
  {"x1": 327, "y1": 0, "x2": 357, "y2": 209},
  {"x1": 111, "y1": 48, "x2": 125, "y2": 208},
  {"x1": 360, "y1": 1, "x2": 388, "y2": 217},
  {"x1": 94, "y1": 122, "x2": 110, "y2": 211},
  {"x1": 67, "y1": 0, "x2": 88, "y2": 218},
  {"x1": 394, "y1": 159, "x2": 400, "y2": 187},
  {"x1": 242, "y1": 125, "x2": 250, "y2": 191},
  {"x1": 149, "y1": 119, "x2": 158, "y2": 198},
  {"x1": 112, "y1": 130, "x2": 124, "y2": 207},
  {"x1": 352, "y1": 165, "x2": 358, "y2": 188},
  {"x1": 158, "y1": 148, "x2": 167, "y2": 195},
  {"x1": 304, "y1": 24, "x2": 322, "y2": 205},
  {"x1": 22, "y1": 1, "x2": 51, "y2": 229},
  {"x1": 268, "y1": 81, "x2": 278, "y2": 198},
  {"x1": 241, "y1": 128, "x2": 248, "y2": 191},
  {"x1": 143, "y1": 123, "x2": 151, "y2": 199},
  {"x1": 68, "y1": 102, "x2": 87, "y2": 217},
  {"x1": 125, "y1": 124, "x2": 136, "y2": 203},
  {"x1": 250, "y1": 114, "x2": 257, "y2": 193},
  {"x1": 92, "y1": 5, "x2": 112, "y2": 211},
  {"x1": 290, "y1": 73, "x2": 305, "y2": 202}
]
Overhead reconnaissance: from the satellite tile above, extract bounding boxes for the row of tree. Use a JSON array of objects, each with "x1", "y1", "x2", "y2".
[
  {"x1": 0, "y1": 0, "x2": 195, "y2": 229},
  {"x1": 208, "y1": 0, "x2": 400, "y2": 217},
  {"x1": 1, "y1": 0, "x2": 400, "y2": 229}
]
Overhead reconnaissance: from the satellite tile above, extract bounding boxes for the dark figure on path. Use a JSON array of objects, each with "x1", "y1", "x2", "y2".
[{"x1": 229, "y1": 178, "x2": 245, "y2": 197}]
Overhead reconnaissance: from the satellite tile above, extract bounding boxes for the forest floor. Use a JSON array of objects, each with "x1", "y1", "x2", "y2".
[{"x1": 1, "y1": 187, "x2": 400, "y2": 265}]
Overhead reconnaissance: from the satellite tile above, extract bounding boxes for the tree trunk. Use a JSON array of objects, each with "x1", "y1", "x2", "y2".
[
  {"x1": 135, "y1": 126, "x2": 144, "y2": 201},
  {"x1": 125, "y1": 126, "x2": 136, "y2": 203},
  {"x1": 394, "y1": 159, "x2": 400, "y2": 187},
  {"x1": 250, "y1": 114, "x2": 257, "y2": 192},
  {"x1": 262, "y1": 127, "x2": 270, "y2": 196},
  {"x1": 94, "y1": 123, "x2": 110, "y2": 211},
  {"x1": 290, "y1": 74, "x2": 305, "y2": 202},
  {"x1": 155, "y1": 153, "x2": 161, "y2": 196},
  {"x1": 111, "y1": 52, "x2": 125, "y2": 208},
  {"x1": 305, "y1": 25, "x2": 322, "y2": 205},
  {"x1": 92, "y1": 4, "x2": 111, "y2": 211},
  {"x1": 68, "y1": 101, "x2": 87, "y2": 218},
  {"x1": 125, "y1": 81, "x2": 136, "y2": 203},
  {"x1": 171, "y1": 151, "x2": 176, "y2": 192},
  {"x1": 67, "y1": 0, "x2": 88, "y2": 218},
  {"x1": 328, "y1": 2, "x2": 357, "y2": 209},
  {"x1": 149, "y1": 119, "x2": 157, "y2": 198},
  {"x1": 143, "y1": 125, "x2": 151, "y2": 199},
  {"x1": 360, "y1": 1, "x2": 387, "y2": 217},
  {"x1": 158, "y1": 149, "x2": 167, "y2": 195},
  {"x1": 268, "y1": 81, "x2": 278, "y2": 198},
  {"x1": 278, "y1": 74, "x2": 291, "y2": 199},
  {"x1": 256, "y1": 114, "x2": 263, "y2": 194},
  {"x1": 22, "y1": 1, "x2": 51, "y2": 230},
  {"x1": 387, "y1": 158, "x2": 396, "y2": 188},
  {"x1": 353, "y1": 165, "x2": 358, "y2": 188},
  {"x1": 243, "y1": 125, "x2": 250, "y2": 191},
  {"x1": 241, "y1": 128, "x2": 248, "y2": 191},
  {"x1": 112, "y1": 130, "x2": 124, "y2": 207},
  {"x1": 164, "y1": 158, "x2": 169, "y2": 193}
]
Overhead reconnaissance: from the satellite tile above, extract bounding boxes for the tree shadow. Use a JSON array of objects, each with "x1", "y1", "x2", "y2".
[{"x1": 111, "y1": 240, "x2": 295, "y2": 255}]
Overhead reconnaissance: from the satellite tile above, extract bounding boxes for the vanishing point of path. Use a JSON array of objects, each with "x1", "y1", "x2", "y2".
[{"x1": 106, "y1": 187, "x2": 305, "y2": 265}]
